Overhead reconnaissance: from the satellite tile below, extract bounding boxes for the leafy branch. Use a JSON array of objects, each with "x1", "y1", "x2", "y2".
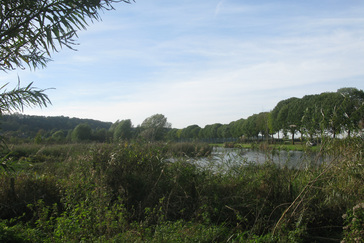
[
  {"x1": 0, "y1": 80, "x2": 52, "y2": 115},
  {"x1": 0, "y1": 0, "x2": 134, "y2": 72}
]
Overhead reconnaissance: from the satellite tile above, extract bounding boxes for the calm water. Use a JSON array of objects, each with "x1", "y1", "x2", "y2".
[{"x1": 183, "y1": 147, "x2": 332, "y2": 171}]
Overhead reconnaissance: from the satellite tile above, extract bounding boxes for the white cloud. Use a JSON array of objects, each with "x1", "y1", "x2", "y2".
[{"x1": 15, "y1": 0, "x2": 364, "y2": 128}]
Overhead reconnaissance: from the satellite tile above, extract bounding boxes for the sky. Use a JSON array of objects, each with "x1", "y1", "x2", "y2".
[{"x1": 3, "y1": 0, "x2": 364, "y2": 129}]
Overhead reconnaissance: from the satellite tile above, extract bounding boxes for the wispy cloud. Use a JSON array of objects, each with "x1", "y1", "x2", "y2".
[
  {"x1": 214, "y1": 0, "x2": 225, "y2": 16},
  {"x1": 11, "y1": 0, "x2": 364, "y2": 128}
]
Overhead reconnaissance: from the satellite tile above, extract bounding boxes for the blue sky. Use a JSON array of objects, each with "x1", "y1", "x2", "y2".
[{"x1": 3, "y1": 0, "x2": 364, "y2": 128}]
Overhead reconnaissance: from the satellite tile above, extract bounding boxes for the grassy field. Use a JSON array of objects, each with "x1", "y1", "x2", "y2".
[{"x1": 0, "y1": 139, "x2": 363, "y2": 242}]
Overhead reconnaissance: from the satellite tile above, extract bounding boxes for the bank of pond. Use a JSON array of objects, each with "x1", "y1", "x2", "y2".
[{"x1": 0, "y1": 139, "x2": 363, "y2": 242}]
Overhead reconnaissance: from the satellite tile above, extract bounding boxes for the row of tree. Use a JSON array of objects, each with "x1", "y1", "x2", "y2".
[
  {"x1": 166, "y1": 87, "x2": 364, "y2": 143},
  {"x1": 271, "y1": 87, "x2": 364, "y2": 140},
  {"x1": 2, "y1": 87, "x2": 363, "y2": 144},
  {"x1": 55, "y1": 114, "x2": 172, "y2": 143}
]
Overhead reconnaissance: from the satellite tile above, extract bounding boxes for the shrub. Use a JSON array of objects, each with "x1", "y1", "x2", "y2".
[
  {"x1": 342, "y1": 203, "x2": 364, "y2": 243},
  {"x1": 166, "y1": 142, "x2": 212, "y2": 158},
  {"x1": 0, "y1": 173, "x2": 61, "y2": 220}
]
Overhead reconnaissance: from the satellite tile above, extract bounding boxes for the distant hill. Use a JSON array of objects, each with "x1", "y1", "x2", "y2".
[{"x1": 0, "y1": 113, "x2": 112, "y2": 138}]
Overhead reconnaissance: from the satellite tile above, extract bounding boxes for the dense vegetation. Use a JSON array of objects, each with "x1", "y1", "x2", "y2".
[
  {"x1": 0, "y1": 114, "x2": 112, "y2": 143},
  {"x1": 0, "y1": 137, "x2": 363, "y2": 242}
]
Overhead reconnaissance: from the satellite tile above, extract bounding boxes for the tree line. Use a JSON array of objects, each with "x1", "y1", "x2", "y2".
[
  {"x1": 2, "y1": 87, "x2": 363, "y2": 144},
  {"x1": 168, "y1": 87, "x2": 364, "y2": 143},
  {"x1": 0, "y1": 113, "x2": 171, "y2": 143}
]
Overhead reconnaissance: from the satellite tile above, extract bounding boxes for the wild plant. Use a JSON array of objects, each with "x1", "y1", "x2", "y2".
[
  {"x1": 271, "y1": 136, "x2": 363, "y2": 241},
  {"x1": 342, "y1": 202, "x2": 364, "y2": 243},
  {"x1": 165, "y1": 142, "x2": 212, "y2": 158},
  {"x1": 0, "y1": 139, "x2": 362, "y2": 241},
  {"x1": 0, "y1": 172, "x2": 61, "y2": 220}
]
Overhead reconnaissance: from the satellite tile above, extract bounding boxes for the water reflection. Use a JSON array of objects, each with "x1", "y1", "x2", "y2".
[{"x1": 182, "y1": 147, "x2": 332, "y2": 171}]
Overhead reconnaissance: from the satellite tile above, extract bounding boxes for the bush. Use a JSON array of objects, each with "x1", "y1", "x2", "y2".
[
  {"x1": 342, "y1": 203, "x2": 364, "y2": 243},
  {"x1": 0, "y1": 173, "x2": 61, "y2": 220},
  {"x1": 166, "y1": 142, "x2": 212, "y2": 157}
]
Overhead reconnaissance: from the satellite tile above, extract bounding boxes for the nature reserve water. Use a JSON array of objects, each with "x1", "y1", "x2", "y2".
[{"x1": 184, "y1": 147, "x2": 332, "y2": 171}]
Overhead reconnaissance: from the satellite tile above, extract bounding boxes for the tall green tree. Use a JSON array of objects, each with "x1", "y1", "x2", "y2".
[
  {"x1": 165, "y1": 128, "x2": 180, "y2": 141},
  {"x1": 243, "y1": 114, "x2": 259, "y2": 139},
  {"x1": 113, "y1": 119, "x2": 133, "y2": 141},
  {"x1": 71, "y1": 123, "x2": 92, "y2": 142},
  {"x1": 228, "y1": 119, "x2": 244, "y2": 138},
  {"x1": 140, "y1": 114, "x2": 171, "y2": 141},
  {"x1": 217, "y1": 124, "x2": 232, "y2": 139},
  {"x1": 314, "y1": 92, "x2": 343, "y2": 136},
  {"x1": 301, "y1": 105, "x2": 321, "y2": 140},
  {"x1": 94, "y1": 128, "x2": 109, "y2": 142},
  {"x1": 200, "y1": 123, "x2": 222, "y2": 139},
  {"x1": 255, "y1": 112, "x2": 269, "y2": 140},
  {"x1": 51, "y1": 130, "x2": 65, "y2": 142},
  {"x1": 271, "y1": 98, "x2": 293, "y2": 139},
  {"x1": 337, "y1": 88, "x2": 364, "y2": 137},
  {"x1": 180, "y1": 125, "x2": 201, "y2": 140},
  {"x1": 267, "y1": 112, "x2": 275, "y2": 141}
]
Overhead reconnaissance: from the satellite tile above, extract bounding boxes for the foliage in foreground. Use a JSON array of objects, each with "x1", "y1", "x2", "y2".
[{"x1": 0, "y1": 139, "x2": 363, "y2": 242}]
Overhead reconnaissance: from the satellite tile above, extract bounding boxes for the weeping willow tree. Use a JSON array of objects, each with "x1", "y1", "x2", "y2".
[{"x1": 0, "y1": 0, "x2": 133, "y2": 114}]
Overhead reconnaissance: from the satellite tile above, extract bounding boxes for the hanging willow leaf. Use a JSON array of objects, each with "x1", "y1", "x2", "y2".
[
  {"x1": 0, "y1": 0, "x2": 134, "y2": 72},
  {"x1": 0, "y1": 79, "x2": 52, "y2": 115}
]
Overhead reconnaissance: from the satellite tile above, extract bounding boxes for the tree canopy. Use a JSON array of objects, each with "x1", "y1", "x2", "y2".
[
  {"x1": 71, "y1": 123, "x2": 92, "y2": 142},
  {"x1": 113, "y1": 119, "x2": 133, "y2": 141},
  {"x1": 140, "y1": 114, "x2": 171, "y2": 141}
]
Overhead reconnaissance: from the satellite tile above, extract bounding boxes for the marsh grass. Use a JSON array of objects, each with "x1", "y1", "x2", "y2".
[
  {"x1": 0, "y1": 139, "x2": 362, "y2": 242},
  {"x1": 165, "y1": 142, "x2": 212, "y2": 158}
]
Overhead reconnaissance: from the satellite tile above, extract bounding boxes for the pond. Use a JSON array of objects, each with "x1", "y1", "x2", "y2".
[{"x1": 180, "y1": 147, "x2": 333, "y2": 171}]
